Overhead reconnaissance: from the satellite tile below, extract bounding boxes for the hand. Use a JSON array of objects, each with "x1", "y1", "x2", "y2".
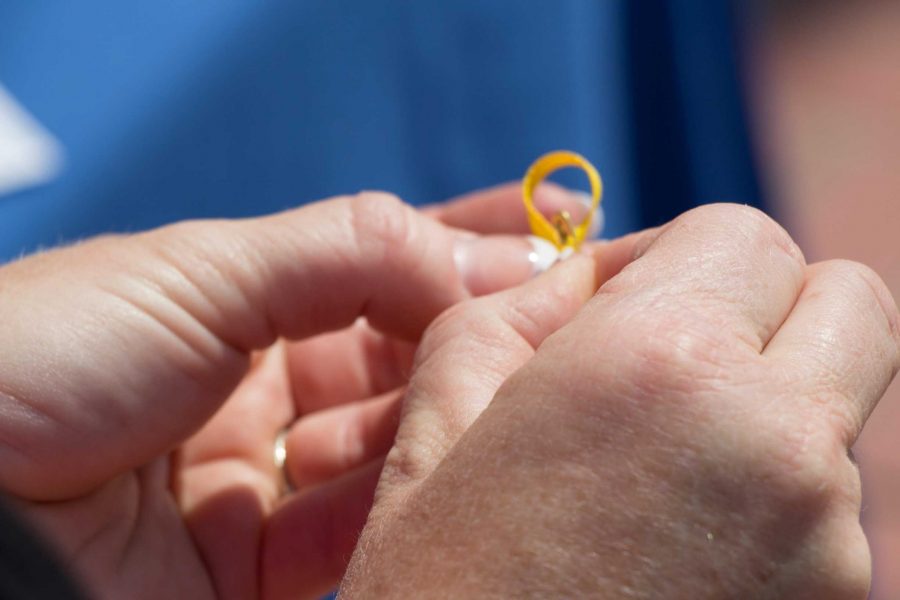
[
  {"x1": 341, "y1": 204, "x2": 900, "y2": 599},
  {"x1": 0, "y1": 183, "x2": 585, "y2": 600}
]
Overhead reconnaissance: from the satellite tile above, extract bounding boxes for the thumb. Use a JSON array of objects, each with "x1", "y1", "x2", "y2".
[
  {"x1": 0, "y1": 192, "x2": 538, "y2": 500},
  {"x1": 374, "y1": 255, "x2": 599, "y2": 506}
]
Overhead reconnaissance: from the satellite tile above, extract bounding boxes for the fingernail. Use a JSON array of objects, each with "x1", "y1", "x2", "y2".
[
  {"x1": 454, "y1": 235, "x2": 545, "y2": 296},
  {"x1": 527, "y1": 235, "x2": 561, "y2": 274}
]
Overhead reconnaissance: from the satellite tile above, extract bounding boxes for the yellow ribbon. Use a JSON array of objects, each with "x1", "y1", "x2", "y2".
[{"x1": 522, "y1": 150, "x2": 603, "y2": 250}]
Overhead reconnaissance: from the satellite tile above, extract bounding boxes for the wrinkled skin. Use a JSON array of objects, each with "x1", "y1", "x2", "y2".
[
  {"x1": 0, "y1": 191, "x2": 896, "y2": 599},
  {"x1": 0, "y1": 184, "x2": 574, "y2": 600},
  {"x1": 343, "y1": 204, "x2": 900, "y2": 599}
]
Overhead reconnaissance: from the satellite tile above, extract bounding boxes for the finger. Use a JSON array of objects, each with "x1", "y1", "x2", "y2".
[
  {"x1": 0, "y1": 192, "x2": 539, "y2": 500},
  {"x1": 763, "y1": 260, "x2": 900, "y2": 444},
  {"x1": 805, "y1": 511, "x2": 872, "y2": 600},
  {"x1": 279, "y1": 183, "x2": 605, "y2": 420},
  {"x1": 285, "y1": 320, "x2": 415, "y2": 414},
  {"x1": 282, "y1": 184, "x2": 604, "y2": 413},
  {"x1": 586, "y1": 204, "x2": 807, "y2": 353},
  {"x1": 183, "y1": 456, "x2": 383, "y2": 600},
  {"x1": 584, "y1": 228, "x2": 659, "y2": 287},
  {"x1": 179, "y1": 192, "x2": 537, "y2": 342},
  {"x1": 261, "y1": 459, "x2": 382, "y2": 600},
  {"x1": 283, "y1": 232, "x2": 651, "y2": 414},
  {"x1": 180, "y1": 460, "x2": 272, "y2": 600},
  {"x1": 428, "y1": 182, "x2": 600, "y2": 237},
  {"x1": 179, "y1": 343, "x2": 293, "y2": 477},
  {"x1": 379, "y1": 256, "x2": 598, "y2": 500},
  {"x1": 284, "y1": 389, "x2": 402, "y2": 490},
  {"x1": 176, "y1": 347, "x2": 293, "y2": 600}
]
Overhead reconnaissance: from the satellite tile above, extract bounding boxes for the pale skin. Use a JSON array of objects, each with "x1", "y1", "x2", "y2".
[{"x1": 0, "y1": 187, "x2": 897, "y2": 599}]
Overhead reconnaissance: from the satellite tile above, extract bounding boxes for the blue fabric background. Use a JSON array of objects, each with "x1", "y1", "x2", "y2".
[
  {"x1": 0, "y1": 1, "x2": 760, "y2": 263},
  {"x1": 0, "y1": 2, "x2": 587, "y2": 260}
]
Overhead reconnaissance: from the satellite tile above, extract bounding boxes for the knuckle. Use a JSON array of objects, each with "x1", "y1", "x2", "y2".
[
  {"x1": 611, "y1": 308, "x2": 743, "y2": 397},
  {"x1": 151, "y1": 218, "x2": 217, "y2": 248},
  {"x1": 347, "y1": 191, "x2": 416, "y2": 262},
  {"x1": 381, "y1": 431, "x2": 435, "y2": 486},
  {"x1": 825, "y1": 525, "x2": 872, "y2": 600},
  {"x1": 415, "y1": 300, "x2": 478, "y2": 366},
  {"x1": 141, "y1": 219, "x2": 240, "y2": 270},
  {"x1": 417, "y1": 301, "x2": 476, "y2": 358},
  {"x1": 749, "y1": 416, "x2": 853, "y2": 513},
  {"x1": 802, "y1": 388, "x2": 864, "y2": 448},
  {"x1": 664, "y1": 398, "x2": 864, "y2": 544},
  {"x1": 680, "y1": 203, "x2": 805, "y2": 268},
  {"x1": 497, "y1": 282, "x2": 579, "y2": 351},
  {"x1": 424, "y1": 298, "x2": 483, "y2": 340},
  {"x1": 416, "y1": 298, "x2": 510, "y2": 368},
  {"x1": 825, "y1": 259, "x2": 900, "y2": 345},
  {"x1": 684, "y1": 203, "x2": 770, "y2": 233}
]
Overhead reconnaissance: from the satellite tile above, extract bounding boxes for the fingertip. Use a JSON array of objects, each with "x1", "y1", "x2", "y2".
[
  {"x1": 548, "y1": 253, "x2": 599, "y2": 303},
  {"x1": 487, "y1": 254, "x2": 597, "y2": 350},
  {"x1": 454, "y1": 234, "x2": 538, "y2": 296},
  {"x1": 528, "y1": 236, "x2": 562, "y2": 275},
  {"x1": 571, "y1": 191, "x2": 605, "y2": 240},
  {"x1": 538, "y1": 252, "x2": 596, "y2": 290},
  {"x1": 432, "y1": 181, "x2": 595, "y2": 236},
  {"x1": 429, "y1": 182, "x2": 526, "y2": 233}
]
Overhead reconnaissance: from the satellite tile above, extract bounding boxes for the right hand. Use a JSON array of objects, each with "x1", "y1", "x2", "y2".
[
  {"x1": 341, "y1": 204, "x2": 900, "y2": 598},
  {"x1": 0, "y1": 183, "x2": 585, "y2": 600}
]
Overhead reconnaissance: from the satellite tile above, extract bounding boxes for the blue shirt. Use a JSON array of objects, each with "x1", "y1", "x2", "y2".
[{"x1": 0, "y1": 1, "x2": 760, "y2": 263}]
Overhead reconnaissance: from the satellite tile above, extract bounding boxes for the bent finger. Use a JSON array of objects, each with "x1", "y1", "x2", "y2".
[
  {"x1": 581, "y1": 204, "x2": 807, "y2": 356},
  {"x1": 283, "y1": 184, "x2": 604, "y2": 413},
  {"x1": 379, "y1": 256, "x2": 598, "y2": 502},
  {"x1": 763, "y1": 260, "x2": 900, "y2": 444},
  {"x1": 0, "y1": 192, "x2": 537, "y2": 500},
  {"x1": 178, "y1": 343, "x2": 293, "y2": 478},
  {"x1": 284, "y1": 389, "x2": 402, "y2": 490},
  {"x1": 284, "y1": 320, "x2": 415, "y2": 414},
  {"x1": 261, "y1": 459, "x2": 382, "y2": 600}
]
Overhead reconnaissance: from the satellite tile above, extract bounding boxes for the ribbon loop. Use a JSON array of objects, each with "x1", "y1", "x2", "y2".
[{"x1": 522, "y1": 150, "x2": 603, "y2": 250}]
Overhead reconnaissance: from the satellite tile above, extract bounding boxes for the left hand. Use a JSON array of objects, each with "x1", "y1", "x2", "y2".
[{"x1": 0, "y1": 183, "x2": 581, "y2": 600}]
